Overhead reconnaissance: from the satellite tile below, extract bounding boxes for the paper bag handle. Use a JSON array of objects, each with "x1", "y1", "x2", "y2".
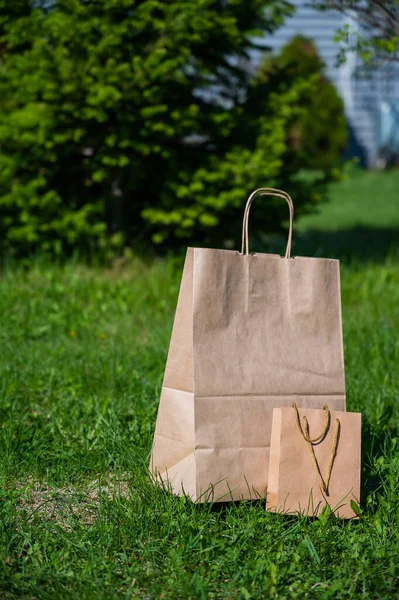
[
  {"x1": 292, "y1": 403, "x2": 340, "y2": 495},
  {"x1": 241, "y1": 188, "x2": 294, "y2": 257}
]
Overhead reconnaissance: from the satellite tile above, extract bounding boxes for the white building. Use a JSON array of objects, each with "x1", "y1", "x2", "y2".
[{"x1": 253, "y1": 0, "x2": 399, "y2": 167}]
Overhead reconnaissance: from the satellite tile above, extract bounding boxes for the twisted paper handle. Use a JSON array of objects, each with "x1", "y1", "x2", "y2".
[
  {"x1": 241, "y1": 188, "x2": 294, "y2": 257},
  {"x1": 292, "y1": 403, "x2": 340, "y2": 496}
]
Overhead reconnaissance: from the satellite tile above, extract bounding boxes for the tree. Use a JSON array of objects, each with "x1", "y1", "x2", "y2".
[
  {"x1": 312, "y1": 1, "x2": 399, "y2": 63},
  {"x1": 247, "y1": 36, "x2": 347, "y2": 172},
  {"x1": 0, "y1": 0, "x2": 345, "y2": 257}
]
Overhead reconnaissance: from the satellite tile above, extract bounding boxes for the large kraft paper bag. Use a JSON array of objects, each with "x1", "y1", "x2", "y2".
[
  {"x1": 150, "y1": 188, "x2": 346, "y2": 501},
  {"x1": 266, "y1": 405, "x2": 361, "y2": 518}
]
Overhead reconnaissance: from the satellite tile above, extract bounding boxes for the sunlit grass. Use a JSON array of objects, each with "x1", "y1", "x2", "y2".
[{"x1": 1, "y1": 171, "x2": 399, "y2": 598}]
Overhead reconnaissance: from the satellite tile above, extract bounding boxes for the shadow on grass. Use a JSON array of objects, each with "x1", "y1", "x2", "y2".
[
  {"x1": 263, "y1": 226, "x2": 399, "y2": 263},
  {"x1": 360, "y1": 414, "x2": 399, "y2": 511},
  {"x1": 296, "y1": 227, "x2": 399, "y2": 263}
]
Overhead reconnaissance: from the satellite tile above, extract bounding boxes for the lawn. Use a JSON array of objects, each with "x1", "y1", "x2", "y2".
[{"x1": 1, "y1": 170, "x2": 399, "y2": 599}]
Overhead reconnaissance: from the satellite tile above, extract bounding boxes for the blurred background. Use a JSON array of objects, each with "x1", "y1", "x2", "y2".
[
  {"x1": 0, "y1": 0, "x2": 398, "y2": 261},
  {"x1": 1, "y1": 6, "x2": 399, "y2": 595}
]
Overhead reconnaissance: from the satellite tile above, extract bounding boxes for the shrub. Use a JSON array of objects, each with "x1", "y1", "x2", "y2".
[
  {"x1": 247, "y1": 35, "x2": 348, "y2": 172},
  {"x1": 0, "y1": 3, "x2": 346, "y2": 257}
]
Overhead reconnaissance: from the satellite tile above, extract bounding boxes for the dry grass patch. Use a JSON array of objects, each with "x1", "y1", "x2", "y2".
[{"x1": 16, "y1": 475, "x2": 131, "y2": 530}]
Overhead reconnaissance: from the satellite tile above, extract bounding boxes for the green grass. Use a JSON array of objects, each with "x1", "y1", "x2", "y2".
[
  {"x1": 293, "y1": 168, "x2": 399, "y2": 261},
  {"x1": 298, "y1": 169, "x2": 399, "y2": 232},
  {"x1": 1, "y1": 170, "x2": 399, "y2": 599}
]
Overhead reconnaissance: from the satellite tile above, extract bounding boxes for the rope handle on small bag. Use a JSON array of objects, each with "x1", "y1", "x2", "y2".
[
  {"x1": 240, "y1": 188, "x2": 294, "y2": 257},
  {"x1": 292, "y1": 403, "x2": 340, "y2": 496}
]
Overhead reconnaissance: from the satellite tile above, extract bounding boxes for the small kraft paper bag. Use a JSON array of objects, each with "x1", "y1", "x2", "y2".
[
  {"x1": 150, "y1": 188, "x2": 346, "y2": 502},
  {"x1": 266, "y1": 404, "x2": 361, "y2": 518}
]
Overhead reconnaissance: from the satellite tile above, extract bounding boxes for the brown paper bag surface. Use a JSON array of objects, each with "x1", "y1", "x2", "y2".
[
  {"x1": 266, "y1": 406, "x2": 361, "y2": 518},
  {"x1": 150, "y1": 188, "x2": 346, "y2": 502}
]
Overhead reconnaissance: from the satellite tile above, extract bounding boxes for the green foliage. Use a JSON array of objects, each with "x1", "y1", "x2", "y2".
[
  {"x1": 1, "y1": 170, "x2": 399, "y2": 598},
  {"x1": 313, "y1": 0, "x2": 399, "y2": 65},
  {"x1": 251, "y1": 35, "x2": 348, "y2": 171},
  {"x1": 0, "y1": 1, "x2": 347, "y2": 257}
]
